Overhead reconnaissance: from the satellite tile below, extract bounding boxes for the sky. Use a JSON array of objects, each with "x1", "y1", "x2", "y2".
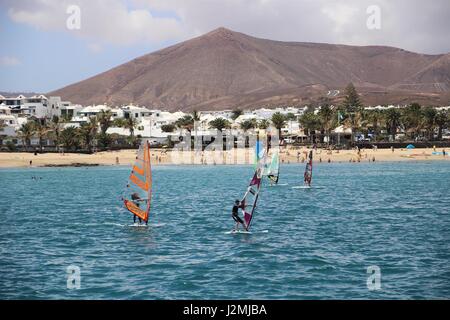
[{"x1": 1, "y1": 0, "x2": 449, "y2": 93}]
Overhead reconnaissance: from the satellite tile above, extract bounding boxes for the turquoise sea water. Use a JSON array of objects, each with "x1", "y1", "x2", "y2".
[{"x1": 0, "y1": 162, "x2": 449, "y2": 299}]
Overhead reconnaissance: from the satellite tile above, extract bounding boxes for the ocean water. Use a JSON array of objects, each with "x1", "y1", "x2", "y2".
[{"x1": 0, "y1": 161, "x2": 449, "y2": 299}]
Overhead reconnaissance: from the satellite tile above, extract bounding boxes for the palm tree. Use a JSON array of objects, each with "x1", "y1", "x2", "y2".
[
  {"x1": 356, "y1": 110, "x2": 368, "y2": 138},
  {"x1": 384, "y1": 108, "x2": 402, "y2": 141},
  {"x1": 271, "y1": 112, "x2": 286, "y2": 139},
  {"x1": 366, "y1": 110, "x2": 383, "y2": 139},
  {"x1": 48, "y1": 116, "x2": 65, "y2": 152},
  {"x1": 258, "y1": 119, "x2": 270, "y2": 130},
  {"x1": 113, "y1": 118, "x2": 126, "y2": 128},
  {"x1": 299, "y1": 112, "x2": 321, "y2": 143},
  {"x1": 18, "y1": 122, "x2": 36, "y2": 151},
  {"x1": 422, "y1": 107, "x2": 437, "y2": 140},
  {"x1": 240, "y1": 119, "x2": 257, "y2": 133},
  {"x1": 285, "y1": 113, "x2": 297, "y2": 121},
  {"x1": 78, "y1": 121, "x2": 98, "y2": 153},
  {"x1": 209, "y1": 118, "x2": 231, "y2": 131},
  {"x1": 34, "y1": 122, "x2": 51, "y2": 153},
  {"x1": 402, "y1": 103, "x2": 422, "y2": 140},
  {"x1": 60, "y1": 126, "x2": 79, "y2": 151},
  {"x1": 343, "y1": 109, "x2": 363, "y2": 144},
  {"x1": 239, "y1": 119, "x2": 256, "y2": 147},
  {"x1": 317, "y1": 105, "x2": 334, "y2": 144},
  {"x1": 124, "y1": 117, "x2": 139, "y2": 139},
  {"x1": 435, "y1": 110, "x2": 449, "y2": 141},
  {"x1": 175, "y1": 115, "x2": 194, "y2": 133},
  {"x1": 97, "y1": 110, "x2": 113, "y2": 135},
  {"x1": 97, "y1": 133, "x2": 112, "y2": 150}
]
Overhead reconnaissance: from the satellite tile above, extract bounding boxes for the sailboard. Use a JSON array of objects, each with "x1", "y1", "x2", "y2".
[
  {"x1": 263, "y1": 152, "x2": 280, "y2": 185},
  {"x1": 304, "y1": 150, "x2": 313, "y2": 187},
  {"x1": 122, "y1": 141, "x2": 152, "y2": 224},
  {"x1": 239, "y1": 167, "x2": 263, "y2": 231},
  {"x1": 225, "y1": 230, "x2": 252, "y2": 235}
]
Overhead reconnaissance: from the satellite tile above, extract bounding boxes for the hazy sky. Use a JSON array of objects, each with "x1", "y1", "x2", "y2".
[{"x1": 1, "y1": 0, "x2": 449, "y2": 93}]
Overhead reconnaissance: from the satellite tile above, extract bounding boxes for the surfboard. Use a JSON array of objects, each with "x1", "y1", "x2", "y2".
[
  {"x1": 225, "y1": 229, "x2": 269, "y2": 235},
  {"x1": 292, "y1": 186, "x2": 325, "y2": 190},
  {"x1": 225, "y1": 230, "x2": 252, "y2": 234},
  {"x1": 128, "y1": 223, "x2": 149, "y2": 228}
]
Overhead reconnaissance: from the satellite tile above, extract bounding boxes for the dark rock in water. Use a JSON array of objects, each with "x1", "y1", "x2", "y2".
[{"x1": 43, "y1": 163, "x2": 100, "y2": 168}]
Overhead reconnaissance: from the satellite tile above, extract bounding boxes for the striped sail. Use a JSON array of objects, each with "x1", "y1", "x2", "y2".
[
  {"x1": 123, "y1": 141, "x2": 152, "y2": 222},
  {"x1": 241, "y1": 167, "x2": 263, "y2": 231}
]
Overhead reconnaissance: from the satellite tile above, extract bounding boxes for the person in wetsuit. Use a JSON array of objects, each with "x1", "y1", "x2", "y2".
[
  {"x1": 304, "y1": 170, "x2": 311, "y2": 187},
  {"x1": 131, "y1": 192, "x2": 144, "y2": 224},
  {"x1": 232, "y1": 200, "x2": 246, "y2": 231}
]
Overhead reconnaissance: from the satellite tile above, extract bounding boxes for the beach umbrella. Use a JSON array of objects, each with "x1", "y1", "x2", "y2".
[{"x1": 406, "y1": 144, "x2": 415, "y2": 149}]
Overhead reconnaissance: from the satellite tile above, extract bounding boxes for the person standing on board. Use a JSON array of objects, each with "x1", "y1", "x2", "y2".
[
  {"x1": 267, "y1": 175, "x2": 276, "y2": 186},
  {"x1": 232, "y1": 200, "x2": 246, "y2": 231},
  {"x1": 304, "y1": 151, "x2": 313, "y2": 187},
  {"x1": 131, "y1": 192, "x2": 144, "y2": 225},
  {"x1": 304, "y1": 170, "x2": 312, "y2": 187}
]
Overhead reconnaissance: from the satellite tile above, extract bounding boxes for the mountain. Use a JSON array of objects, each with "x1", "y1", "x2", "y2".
[
  {"x1": 49, "y1": 27, "x2": 450, "y2": 110},
  {"x1": 0, "y1": 91, "x2": 40, "y2": 98}
]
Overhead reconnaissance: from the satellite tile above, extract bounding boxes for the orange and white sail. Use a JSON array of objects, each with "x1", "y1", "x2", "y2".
[{"x1": 123, "y1": 141, "x2": 152, "y2": 222}]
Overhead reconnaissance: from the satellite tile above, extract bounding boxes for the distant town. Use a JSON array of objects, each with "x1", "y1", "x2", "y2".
[{"x1": 1, "y1": 84, "x2": 450, "y2": 153}]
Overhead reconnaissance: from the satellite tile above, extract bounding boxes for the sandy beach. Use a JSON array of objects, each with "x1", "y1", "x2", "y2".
[{"x1": 0, "y1": 147, "x2": 448, "y2": 168}]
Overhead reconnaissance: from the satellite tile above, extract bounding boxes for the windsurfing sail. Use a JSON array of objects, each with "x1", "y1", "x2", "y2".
[
  {"x1": 240, "y1": 167, "x2": 263, "y2": 231},
  {"x1": 123, "y1": 141, "x2": 152, "y2": 223},
  {"x1": 254, "y1": 140, "x2": 265, "y2": 169},
  {"x1": 263, "y1": 152, "x2": 280, "y2": 184},
  {"x1": 304, "y1": 150, "x2": 313, "y2": 186}
]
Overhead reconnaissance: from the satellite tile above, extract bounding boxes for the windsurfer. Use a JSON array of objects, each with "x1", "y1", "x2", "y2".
[
  {"x1": 232, "y1": 200, "x2": 246, "y2": 230},
  {"x1": 304, "y1": 151, "x2": 313, "y2": 187},
  {"x1": 268, "y1": 175, "x2": 275, "y2": 185},
  {"x1": 131, "y1": 192, "x2": 145, "y2": 224},
  {"x1": 304, "y1": 171, "x2": 311, "y2": 187}
]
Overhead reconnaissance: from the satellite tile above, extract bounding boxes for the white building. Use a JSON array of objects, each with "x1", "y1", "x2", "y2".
[
  {"x1": 71, "y1": 104, "x2": 116, "y2": 124},
  {"x1": 200, "y1": 110, "x2": 234, "y2": 120},
  {"x1": 121, "y1": 104, "x2": 152, "y2": 120},
  {"x1": 61, "y1": 103, "x2": 83, "y2": 119},
  {"x1": 0, "y1": 104, "x2": 11, "y2": 115},
  {"x1": 0, "y1": 114, "x2": 27, "y2": 137},
  {"x1": 0, "y1": 94, "x2": 74, "y2": 119}
]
